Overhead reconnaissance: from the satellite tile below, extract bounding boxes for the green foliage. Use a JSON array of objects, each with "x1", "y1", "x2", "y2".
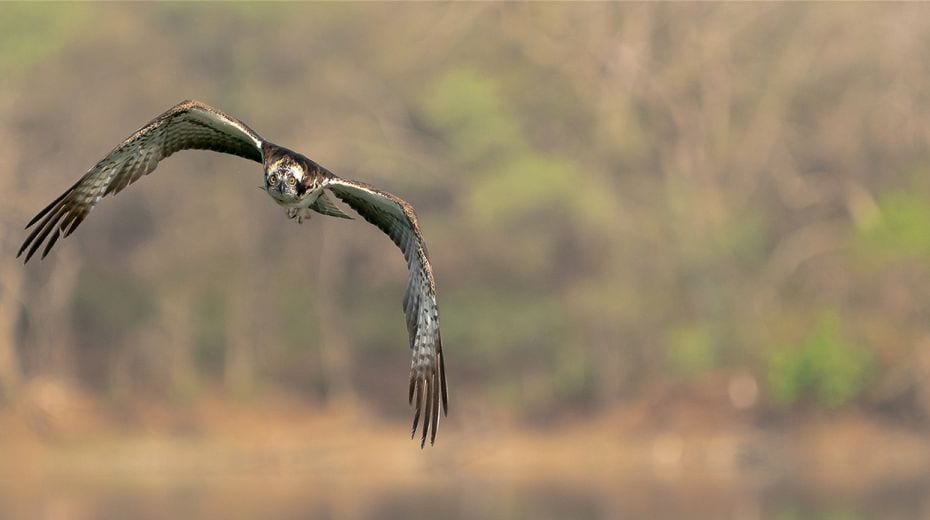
[
  {"x1": 667, "y1": 322, "x2": 721, "y2": 375},
  {"x1": 421, "y1": 68, "x2": 525, "y2": 163},
  {"x1": 423, "y1": 67, "x2": 620, "y2": 232},
  {"x1": 855, "y1": 190, "x2": 930, "y2": 264},
  {"x1": 768, "y1": 313, "x2": 873, "y2": 408},
  {"x1": 0, "y1": 4, "x2": 89, "y2": 76},
  {"x1": 15, "y1": 3, "x2": 930, "y2": 419},
  {"x1": 467, "y1": 155, "x2": 576, "y2": 224},
  {"x1": 444, "y1": 287, "x2": 570, "y2": 359}
]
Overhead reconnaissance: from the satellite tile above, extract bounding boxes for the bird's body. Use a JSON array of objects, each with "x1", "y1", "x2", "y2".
[{"x1": 19, "y1": 100, "x2": 447, "y2": 446}]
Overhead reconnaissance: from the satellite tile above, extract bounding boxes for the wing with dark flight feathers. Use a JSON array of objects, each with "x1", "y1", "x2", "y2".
[
  {"x1": 325, "y1": 177, "x2": 448, "y2": 447},
  {"x1": 18, "y1": 100, "x2": 265, "y2": 262}
]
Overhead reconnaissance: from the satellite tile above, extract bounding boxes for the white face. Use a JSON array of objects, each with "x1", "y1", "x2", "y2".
[{"x1": 265, "y1": 163, "x2": 304, "y2": 203}]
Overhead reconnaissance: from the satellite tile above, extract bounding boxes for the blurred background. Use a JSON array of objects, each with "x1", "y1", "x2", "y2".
[{"x1": 3, "y1": 3, "x2": 930, "y2": 518}]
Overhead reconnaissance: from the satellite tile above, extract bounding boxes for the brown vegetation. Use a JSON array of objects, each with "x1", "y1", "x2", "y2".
[{"x1": 3, "y1": 3, "x2": 930, "y2": 517}]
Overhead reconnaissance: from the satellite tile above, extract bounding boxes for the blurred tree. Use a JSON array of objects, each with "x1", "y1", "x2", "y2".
[
  {"x1": 6, "y1": 2, "x2": 930, "y2": 424},
  {"x1": 768, "y1": 312, "x2": 873, "y2": 407}
]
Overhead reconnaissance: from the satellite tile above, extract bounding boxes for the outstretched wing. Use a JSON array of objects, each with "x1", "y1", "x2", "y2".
[
  {"x1": 326, "y1": 177, "x2": 448, "y2": 447},
  {"x1": 19, "y1": 100, "x2": 266, "y2": 262}
]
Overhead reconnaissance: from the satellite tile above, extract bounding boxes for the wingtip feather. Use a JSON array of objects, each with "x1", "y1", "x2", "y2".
[
  {"x1": 439, "y1": 350, "x2": 449, "y2": 416},
  {"x1": 430, "y1": 374, "x2": 439, "y2": 446},
  {"x1": 411, "y1": 380, "x2": 423, "y2": 440},
  {"x1": 420, "y1": 379, "x2": 433, "y2": 449}
]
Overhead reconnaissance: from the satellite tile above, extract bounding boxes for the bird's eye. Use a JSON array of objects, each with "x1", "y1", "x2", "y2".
[
  {"x1": 268, "y1": 174, "x2": 278, "y2": 185},
  {"x1": 287, "y1": 175, "x2": 297, "y2": 186}
]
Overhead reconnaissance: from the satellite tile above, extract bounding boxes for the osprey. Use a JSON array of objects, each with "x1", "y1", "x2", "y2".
[{"x1": 19, "y1": 100, "x2": 448, "y2": 447}]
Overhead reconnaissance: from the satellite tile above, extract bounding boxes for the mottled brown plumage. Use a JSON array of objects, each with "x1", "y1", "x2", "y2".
[
  {"x1": 19, "y1": 100, "x2": 448, "y2": 446},
  {"x1": 327, "y1": 179, "x2": 448, "y2": 446}
]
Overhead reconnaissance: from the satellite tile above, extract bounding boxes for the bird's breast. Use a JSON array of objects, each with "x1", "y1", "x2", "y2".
[{"x1": 267, "y1": 187, "x2": 322, "y2": 209}]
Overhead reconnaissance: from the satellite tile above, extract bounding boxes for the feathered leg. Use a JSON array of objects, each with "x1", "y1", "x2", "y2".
[{"x1": 285, "y1": 207, "x2": 314, "y2": 224}]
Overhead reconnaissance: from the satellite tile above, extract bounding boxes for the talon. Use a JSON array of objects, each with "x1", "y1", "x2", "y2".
[{"x1": 286, "y1": 207, "x2": 312, "y2": 224}]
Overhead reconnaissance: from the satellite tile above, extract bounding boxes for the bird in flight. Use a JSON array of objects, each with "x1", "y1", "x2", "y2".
[{"x1": 19, "y1": 100, "x2": 448, "y2": 447}]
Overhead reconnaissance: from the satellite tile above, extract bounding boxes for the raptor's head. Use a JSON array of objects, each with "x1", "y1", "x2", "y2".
[
  {"x1": 262, "y1": 145, "x2": 325, "y2": 208},
  {"x1": 265, "y1": 158, "x2": 305, "y2": 202}
]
